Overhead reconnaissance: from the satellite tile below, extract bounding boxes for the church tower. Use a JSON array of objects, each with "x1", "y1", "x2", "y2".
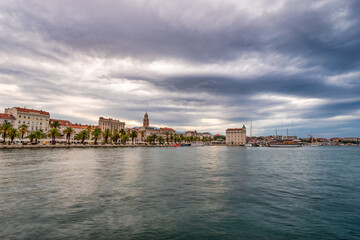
[{"x1": 143, "y1": 112, "x2": 149, "y2": 128}]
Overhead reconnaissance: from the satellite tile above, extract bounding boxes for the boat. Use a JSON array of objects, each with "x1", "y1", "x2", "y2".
[
  {"x1": 268, "y1": 139, "x2": 303, "y2": 147},
  {"x1": 170, "y1": 144, "x2": 180, "y2": 147},
  {"x1": 180, "y1": 143, "x2": 191, "y2": 147}
]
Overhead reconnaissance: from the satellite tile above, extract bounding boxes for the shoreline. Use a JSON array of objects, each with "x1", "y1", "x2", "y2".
[{"x1": 0, "y1": 144, "x2": 172, "y2": 149}]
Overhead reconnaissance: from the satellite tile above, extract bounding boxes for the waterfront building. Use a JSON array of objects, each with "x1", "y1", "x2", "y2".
[
  {"x1": 98, "y1": 117, "x2": 125, "y2": 133},
  {"x1": 0, "y1": 113, "x2": 16, "y2": 126},
  {"x1": 160, "y1": 127, "x2": 176, "y2": 134},
  {"x1": 5, "y1": 107, "x2": 50, "y2": 132},
  {"x1": 226, "y1": 125, "x2": 247, "y2": 146},
  {"x1": 185, "y1": 131, "x2": 197, "y2": 137},
  {"x1": 49, "y1": 119, "x2": 71, "y2": 140}
]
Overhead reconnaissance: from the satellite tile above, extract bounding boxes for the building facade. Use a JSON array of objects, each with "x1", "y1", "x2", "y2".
[
  {"x1": 98, "y1": 117, "x2": 125, "y2": 133},
  {"x1": 226, "y1": 125, "x2": 247, "y2": 145},
  {"x1": 0, "y1": 113, "x2": 16, "y2": 126},
  {"x1": 5, "y1": 107, "x2": 50, "y2": 132}
]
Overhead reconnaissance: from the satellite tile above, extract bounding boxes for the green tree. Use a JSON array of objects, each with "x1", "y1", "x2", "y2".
[
  {"x1": 8, "y1": 128, "x2": 20, "y2": 144},
  {"x1": 166, "y1": 132, "x2": 169, "y2": 144},
  {"x1": 158, "y1": 136, "x2": 165, "y2": 144},
  {"x1": 76, "y1": 130, "x2": 88, "y2": 144},
  {"x1": 19, "y1": 124, "x2": 28, "y2": 140},
  {"x1": 86, "y1": 126, "x2": 92, "y2": 143},
  {"x1": 130, "y1": 131, "x2": 138, "y2": 144},
  {"x1": 141, "y1": 131, "x2": 145, "y2": 143},
  {"x1": 48, "y1": 128, "x2": 61, "y2": 144},
  {"x1": 50, "y1": 120, "x2": 60, "y2": 129},
  {"x1": 63, "y1": 127, "x2": 74, "y2": 144},
  {"x1": 121, "y1": 134, "x2": 130, "y2": 144},
  {"x1": 34, "y1": 129, "x2": 46, "y2": 144},
  {"x1": 103, "y1": 129, "x2": 112, "y2": 144},
  {"x1": 92, "y1": 128, "x2": 102, "y2": 145},
  {"x1": 27, "y1": 133, "x2": 36, "y2": 144},
  {"x1": 170, "y1": 133, "x2": 174, "y2": 143},
  {"x1": 112, "y1": 129, "x2": 120, "y2": 144},
  {"x1": 0, "y1": 122, "x2": 12, "y2": 144}
]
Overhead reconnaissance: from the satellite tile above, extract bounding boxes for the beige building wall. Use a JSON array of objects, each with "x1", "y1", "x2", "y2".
[
  {"x1": 226, "y1": 127, "x2": 247, "y2": 145},
  {"x1": 98, "y1": 117, "x2": 125, "y2": 133},
  {"x1": 5, "y1": 107, "x2": 50, "y2": 133}
]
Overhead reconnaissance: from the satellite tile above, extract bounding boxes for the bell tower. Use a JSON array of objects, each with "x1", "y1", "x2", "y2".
[{"x1": 143, "y1": 112, "x2": 149, "y2": 128}]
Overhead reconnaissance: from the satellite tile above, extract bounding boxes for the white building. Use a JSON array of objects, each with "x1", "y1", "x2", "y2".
[
  {"x1": 226, "y1": 126, "x2": 247, "y2": 145},
  {"x1": 5, "y1": 107, "x2": 50, "y2": 132}
]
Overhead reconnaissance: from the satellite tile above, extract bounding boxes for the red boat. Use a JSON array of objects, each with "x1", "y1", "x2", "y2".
[{"x1": 170, "y1": 144, "x2": 180, "y2": 147}]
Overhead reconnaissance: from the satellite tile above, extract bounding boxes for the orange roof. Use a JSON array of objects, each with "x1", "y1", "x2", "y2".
[
  {"x1": 49, "y1": 119, "x2": 71, "y2": 126},
  {"x1": 0, "y1": 113, "x2": 16, "y2": 119},
  {"x1": 15, "y1": 107, "x2": 49, "y2": 115},
  {"x1": 161, "y1": 127, "x2": 175, "y2": 131},
  {"x1": 70, "y1": 123, "x2": 97, "y2": 130},
  {"x1": 226, "y1": 128, "x2": 245, "y2": 131}
]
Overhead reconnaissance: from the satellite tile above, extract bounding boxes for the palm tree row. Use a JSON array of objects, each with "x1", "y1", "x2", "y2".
[{"x1": 1, "y1": 122, "x2": 212, "y2": 145}]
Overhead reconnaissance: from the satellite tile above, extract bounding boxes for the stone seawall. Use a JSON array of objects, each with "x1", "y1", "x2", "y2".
[{"x1": 0, "y1": 144, "x2": 170, "y2": 149}]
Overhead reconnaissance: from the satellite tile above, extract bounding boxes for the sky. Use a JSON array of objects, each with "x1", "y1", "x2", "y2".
[{"x1": 0, "y1": 0, "x2": 359, "y2": 137}]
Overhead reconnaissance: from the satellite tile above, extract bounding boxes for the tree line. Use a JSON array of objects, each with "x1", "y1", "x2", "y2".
[{"x1": 1, "y1": 121, "x2": 212, "y2": 145}]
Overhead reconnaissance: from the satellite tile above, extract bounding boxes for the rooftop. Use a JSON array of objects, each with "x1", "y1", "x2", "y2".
[
  {"x1": 14, "y1": 107, "x2": 50, "y2": 115},
  {"x1": 0, "y1": 113, "x2": 16, "y2": 119}
]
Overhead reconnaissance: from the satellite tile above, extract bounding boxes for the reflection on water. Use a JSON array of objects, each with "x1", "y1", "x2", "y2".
[{"x1": 0, "y1": 146, "x2": 359, "y2": 239}]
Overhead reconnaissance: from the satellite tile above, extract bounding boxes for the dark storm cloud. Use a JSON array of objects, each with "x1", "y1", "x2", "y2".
[
  {"x1": 160, "y1": 74, "x2": 360, "y2": 99},
  {"x1": 3, "y1": 0, "x2": 360, "y2": 73}
]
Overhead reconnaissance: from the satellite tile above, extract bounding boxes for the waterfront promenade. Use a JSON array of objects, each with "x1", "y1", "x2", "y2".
[{"x1": 0, "y1": 144, "x2": 171, "y2": 149}]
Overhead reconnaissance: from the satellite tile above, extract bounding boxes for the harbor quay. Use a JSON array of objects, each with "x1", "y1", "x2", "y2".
[{"x1": 1, "y1": 106, "x2": 359, "y2": 147}]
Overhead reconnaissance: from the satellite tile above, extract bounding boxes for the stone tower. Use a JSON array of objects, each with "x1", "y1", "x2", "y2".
[{"x1": 143, "y1": 112, "x2": 149, "y2": 128}]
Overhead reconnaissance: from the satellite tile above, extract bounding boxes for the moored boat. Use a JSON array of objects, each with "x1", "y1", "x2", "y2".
[{"x1": 268, "y1": 139, "x2": 303, "y2": 147}]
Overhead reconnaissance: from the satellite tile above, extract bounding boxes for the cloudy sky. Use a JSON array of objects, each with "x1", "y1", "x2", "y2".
[{"x1": 0, "y1": 0, "x2": 359, "y2": 137}]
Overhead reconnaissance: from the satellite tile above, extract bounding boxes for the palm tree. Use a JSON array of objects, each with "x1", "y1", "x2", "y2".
[
  {"x1": 170, "y1": 133, "x2": 174, "y2": 143},
  {"x1": 174, "y1": 134, "x2": 178, "y2": 143},
  {"x1": 103, "y1": 129, "x2": 112, "y2": 144},
  {"x1": 27, "y1": 133, "x2": 36, "y2": 144},
  {"x1": 19, "y1": 124, "x2": 28, "y2": 140},
  {"x1": 141, "y1": 131, "x2": 145, "y2": 143},
  {"x1": 86, "y1": 126, "x2": 92, "y2": 143},
  {"x1": 34, "y1": 129, "x2": 46, "y2": 144},
  {"x1": 166, "y1": 132, "x2": 169, "y2": 144},
  {"x1": 120, "y1": 129, "x2": 126, "y2": 144},
  {"x1": 158, "y1": 136, "x2": 165, "y2": 145},
  {"x1": 121, "y1": 134, "x2": 130, "y2": 145},
  {"x1": 48, "y1": 128, "x2": 61, "y2": 144},
  {"x1": 8, "y1": 128, "x2": 20, "y2": 144},
  {"x1": 50, "y1": 120, "x2": 60, "y2": 129},
  {"x1": 130, "y1": 131, "x2": 138, "y2": 144},
  {"x1": 0, "y1": 122, "x2": 12, "y2": 144},
  {"x1": 76, "y1": 130, "x2": 88, "y2": 144},
  {"x1": 112, "y1": 131, "x2": 120, "y2": 144},
  {"x1": 63, "y1": 127, "x2": 74, "y2": 144},
  {"x1": 92, "y1": 128, "x2": 102, "y2": 145}
]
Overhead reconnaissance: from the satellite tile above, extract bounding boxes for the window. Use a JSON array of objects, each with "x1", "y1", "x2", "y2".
[
  {"x1": 40, "y1": 118, "x2": 42, "y2": 120},
  {"x1": 19, "y1": 115, "x2": 21, "y2": 117},
  {"x1": 31, "y1": 127, "x2": 33, "y2": 130},
  {"x1": 40, "y1": 122, "x2": 42, "y2": 125},
  {"x1": 23, "y1": 121, "x2": 25, "y2": 124},
  {"x1": 45, "y1": 128, "x2": 47, "y2": 131},
  {"x1": 36, "y1": 127, "x2": 38, "y2": 130},
  {"x1": 28, "y1": 116, "x2": 30, "y2": 119},
  {"x1": 18, "y1": 121, "x2": 21, "y2": 123},
  {"x1": 24, "y1": 116, "x2": 26, "y2": 118},
  {"x1": 28, "y1": 121, "x2": 30, "y2": 125}
]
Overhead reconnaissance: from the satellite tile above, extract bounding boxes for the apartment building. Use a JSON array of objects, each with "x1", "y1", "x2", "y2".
[
  {"x1": 226, "y1": 126, "x2": 247, "y2": 145},
  {"x1": 5, "y1": 107, "x2": 50, "y2": 132}
]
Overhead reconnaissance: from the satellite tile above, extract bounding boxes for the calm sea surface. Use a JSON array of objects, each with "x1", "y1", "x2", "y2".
[{"x1": 0, "y1": 146, "x2": 359, "y2": 239}]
